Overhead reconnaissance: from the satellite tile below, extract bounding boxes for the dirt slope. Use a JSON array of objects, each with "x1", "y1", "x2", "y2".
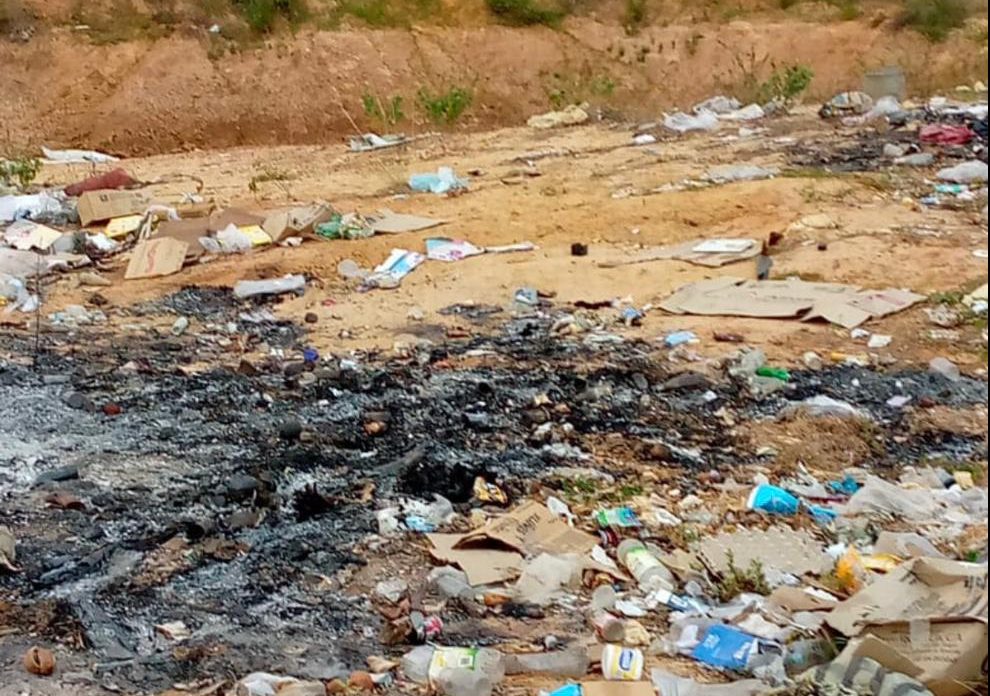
[{"x1": 2, "y1": 15, "x2": 987, "y2": 155}]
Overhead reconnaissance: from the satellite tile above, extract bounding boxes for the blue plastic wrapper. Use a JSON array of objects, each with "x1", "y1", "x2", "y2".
[
  {"x1": 828, "y1": 475, "x2": 860, "y2": 496},
  {"x1": 746, "y1": 484, "x2": 800, "y2": 515},
  {"x1": 404, "y1": 515, "x2": 436, "y2": 533},
  {"x1": 663, "y1": 330, "x2": 698, "y2": 348},
  {"x1": 806, "y1": 504, "x2": 838, "y2": 524},
  {"x1": 545, "y1": 684, "x2": 582, "y2": 696},
  {"x1": 692, "y1": 624, "x2": 763, "y2": 670}
]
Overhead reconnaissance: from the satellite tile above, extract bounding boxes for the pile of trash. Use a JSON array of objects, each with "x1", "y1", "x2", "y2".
[
  {"x1": 2, "y1": 288, "x2": 985, "y2": 695},
  {"x1": 1, "y1": 147, "x2": 518, "y2": 314}
]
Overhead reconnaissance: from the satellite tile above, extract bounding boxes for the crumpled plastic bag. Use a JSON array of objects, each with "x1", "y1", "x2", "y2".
[
  {"x1": 936, "y1": 160, "x2": 988, "y2": 184},
  {"x1": 842, "y1": 475, "x2": 940, "y2": 521},
  {"x1": 652, "y1": 668, "x2": 765, "y2": 696},
  {"x1": 693, "y1": 95, "x2": 741, "y2": 114},
  {"x1": 513, "y1": 553, "x2": 582, "y2": 605},
  {"x1": 236, "y1": 672, "x2": 320, "y2": 696},
  {"x1": 664, "y1": 111, "x2": 719, "y2": 133}
]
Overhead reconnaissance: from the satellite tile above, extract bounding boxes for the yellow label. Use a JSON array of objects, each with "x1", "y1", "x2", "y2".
[
  {"x1": 104, "y1": 215, "x2": 143, "y2": 238},
  {"x1": 428, "y1": 647, "x2": 479, "y2": 682},
  {"x1": 239, "y1": 224, "x2": 272, "y2": 247}
]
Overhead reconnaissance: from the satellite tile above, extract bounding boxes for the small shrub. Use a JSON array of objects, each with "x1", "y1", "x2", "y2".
[
  {"x1": 623, "y1": 0, "x2": 646, "y2": 33},
  {"x1": 713, "y1": 552, "x2": 770, "y2": 602},
  {"x1": 417, "y1": 86, "x2": 472, "y2": 124},
  {"x1": 0, "y1": 156, "x2": 41, "y2": 189},
  {"x1": 362, "y1": 93, "x2": 405, "y2": 126},
  {"x1": 338, "y1": 0, "x2": 439, "y2": 27},
  {"x1": 234, "y1": 0, "x2": 308, "y2": 34},
  {"x1": 779, "y1": 0, "x2": 801, "y2": 8},
  {"x1": 248, "y1": 165, "x2": 292, "y2": 192},
  {"x1": 758, "y1": 63, "x2": 813, "y2": 103},
  {"x1": 486, "y1": 0, "x2": 566, "y2": 27},
  {"x1": 589, "y1": 75, "x2": 616, "y2": 97},
  {"x1": 900, "y1": 0, "x2": 968, "y2": 41},
  {"x1": 834, "y1": 0, "x2": 861, "y2": 20},
  {"x1": 547, "y1": 87, "x2": 567, "y2": 109},
  {"x1": 341, "y1": 0, "x2": 391, "y2": 26}
]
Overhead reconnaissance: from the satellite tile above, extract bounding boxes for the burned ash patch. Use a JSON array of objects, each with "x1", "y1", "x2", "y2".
[
  {"x1": 1, "y1": 319, "x2": 987, "y2": 693},
  {"x1": 130, "y1": 286, "x2": 305, "y2": 349}
]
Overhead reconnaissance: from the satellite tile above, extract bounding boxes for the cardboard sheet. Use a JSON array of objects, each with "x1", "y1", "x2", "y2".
[
  {"x1": 3, "y1": 220, "x2": 62, "y2": 251},
  {"x1": 660, "y1": 277, "x2": 924, "y2": 328},
  {"x1": 826, "y1": 557, "x2": 988, "y2": 696},
  {"x1": 125, "y1": 238, "x2": 188, "y2": 280},
  {"x1": 208, "y1": 207, "x2": 264, "y2": 233},
  {"x1": 104, "y1": 214, "x2": 144, "y2": 239},
  {"x1": 77, "y1": 190, "x2": 151, "y2": 226},
  {"x1": 455, "y1": 500, "x2": 597, "y2": 556},
  {"x1": 769, "y1": 586, "x2": 838, "y2": 612},
  {"x1": 153, "y1": 218, "x2": 209, "y2": 259},
  {"x1": 582, "y1": 683, "x2": 656, "y2": 696},
  {"x1": 427, "y1": 533, "x2": 523, "y2": 586},
  {"x1": 696, "y1": 526, "x2": 831, "y2": 576},
  {"x1": 368, "y1": 209, "x2": 447, "y2": 234},
  {"x1": 598, "y1": 238, "x2": 760, "y2": 269},
  {"x1": 262, "y1": 203, "x2": 336, "y2": 242}
]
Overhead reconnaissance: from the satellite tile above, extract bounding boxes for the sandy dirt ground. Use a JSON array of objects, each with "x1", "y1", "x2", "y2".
[
  {"x1": 2, "y1": 15, "x2": 987, "y2": 155},
  {"x1": 32, "y1": 108, "x2": 989, "y2": 372},
  {"x1": 2, "y1": 99, "x2": 988, "y2": 696}
]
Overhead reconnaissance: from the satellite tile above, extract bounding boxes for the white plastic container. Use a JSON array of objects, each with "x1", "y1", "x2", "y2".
[
  {"x1": 600, "y1": 644, "x2": 644, "y2": 681},
  {"x1": 617, "y1": 539, "x2": 674, "y2": 591}
]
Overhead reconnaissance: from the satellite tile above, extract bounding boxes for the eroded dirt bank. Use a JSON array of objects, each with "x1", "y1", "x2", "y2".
[{"x1": 2, "y1": 18, "x2": 987, "y2": 155}]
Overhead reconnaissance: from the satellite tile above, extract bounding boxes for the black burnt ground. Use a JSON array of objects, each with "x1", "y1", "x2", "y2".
[{"x1": 0, "y1": 311, "x2": 986, "y2": 694}]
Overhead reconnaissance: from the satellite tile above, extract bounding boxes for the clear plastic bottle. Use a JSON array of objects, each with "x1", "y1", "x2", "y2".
[
  {"x1": 436, "y1": 668, "x2": 493, "y2": 696},
  {"x1": 617, "y1": 539, "x2": 674, "y2": 591},
  {"x1": 401, "y1": 645, "x2": 505, "y2": 686},
  {"x1": 504, "y1": 647, "x2": 589, "y2": 678}
]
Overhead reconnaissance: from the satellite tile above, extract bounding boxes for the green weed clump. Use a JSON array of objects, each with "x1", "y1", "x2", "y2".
[
  {"x1": 758, "y1": 64, "x2": 813, "y2": 103},
  {"x1": 486, "y1": 0, "x2": 567, "y2": 27},
  {"x1": 900, "y1": 0, "x2": 969, "y2": 41},
  {"x1": 418, "y1": 86, "x2": 472, "y2": 124},
  {"x1": 234, "y1": 0, "x2": 308, "y2": 34}
]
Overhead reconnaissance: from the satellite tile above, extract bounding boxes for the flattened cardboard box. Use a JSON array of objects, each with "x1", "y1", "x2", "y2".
[
  {"x1": 427, "y1": 533, "x2": 522, "y2": 586},
  {"x1": 125, "y1": 238, "x2": 188, "y2": 280},
  {"x1": 455, "y1": 500, "x2": 597, "y2": 556},
  {"x1": 262, "y1": 203, "x2": 336, "y2": 243},
  {"x1": 581, "y1": 682, "x2": 655, "y2": 696},
  {"x1": 826, "y1": 557, "x2": 988, "y2": 696},
  {"x1": 208, "y1": 207, "x2": 264, "y2": 233},
  {"x1": 153, "y1": 218, "x2": 210, "y2": 259},
  {"x1": 78, "y1": 190, "x2": 151, "y2": 226}
]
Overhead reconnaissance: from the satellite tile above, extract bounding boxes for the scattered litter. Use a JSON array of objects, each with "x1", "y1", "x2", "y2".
[
  {"x1": 3, "y1": 220, "x2": 62, "y2": 251},
  {"x1": 704, "y1": 164, "x2": 778, "y2": 183},
  {"x1": 660, "y1": 277, "x2": 924, "y2": 328},
  {"x1": 232, "y1": 274, "x2": 306, "y2": 299},
  {"x1": 527, "y1": 105, "x2": 590, "y2": 129},
  {"x1": 125, "y1": 238, "x2": 188, "y2": 280},
  {"x1": 363, "y1": 249, "x2": 425, "y2": 289},
  {"x1": 597, "y1": 238, "x2": 759, "y2": 269},
  {"x1": 936, "y1": 160, "x2": 988, "y2": 183},
  {"x1": 77, "y1": 189, "x2": 151, "y2": 226},
  {"x1": 0, "y1": 192, "x2": 63, "y2": 223},
  {"x1": 409, "y1": 167, "x2": 468, "y2": 194},
  {"x1": 349, "y1": 133, "x2": 410, "y2": 152},
  {"x1": 664, "y1": 111, "x2": 720, "y2": 133},
  {"x1": 819, "y1": 91, "x2": 874, "y2": 118},
  {"x1": 42, "y1": 146, "x2": 118, "y2": 163}
]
